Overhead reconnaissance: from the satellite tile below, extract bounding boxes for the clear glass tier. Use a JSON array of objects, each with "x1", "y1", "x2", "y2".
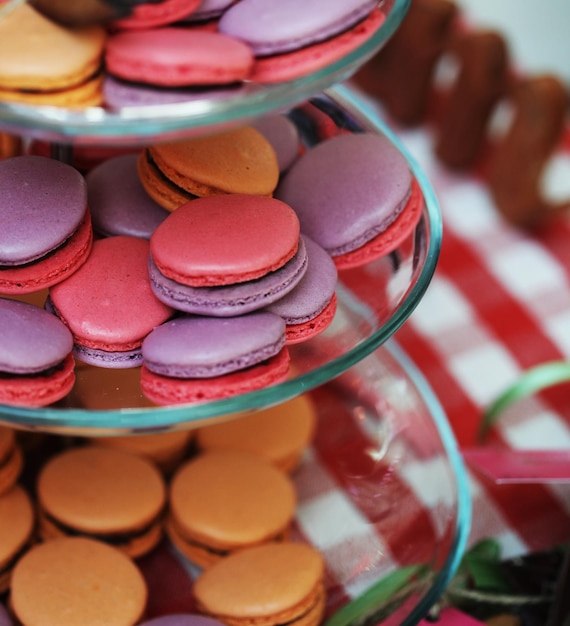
[
  {"x1": 0, "y1": 0, "x2": 410, "y2": 145},
  {"x1": 0, "y1": 84, "x2": 442, "y2": 434}
]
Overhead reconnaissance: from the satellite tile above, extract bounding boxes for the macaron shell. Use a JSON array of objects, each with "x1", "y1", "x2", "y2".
[
  {"x1": 37, "y1": 446, "x2": 166, "y2": 537},
  {"x1": 148, "y1": 236, "x2": 308, "y2": 317},
  {"x1": 142, "y1": 312, "x2": 286, "y2": 378},
  {"x1": 0, "y1": 353, "x2": 76, "y2": 408},
  {"x1": 282, "y1": 293, "x2": 337, "y2": 344},
  {"x1": 11, "y1": 537, "x2": 147, "y2": 626},
  {"x1": 333, "y1": 177, "x2": 423, "y2": 269},
  {"x1": 0, "y1": 298, "x2": 73, "y2": 374},
  {"x1": 218, "y1": 0, "x2": 378, "y2": 55},
  {"x1": 0, "y1": 604, "x2": 11, "y2": 626},
  {"x1": 139, "y1": 616, "x2": 227, "y2": 626},
  {"x1": 252, "y1": 115, "x2": 302, "y2": 173},
  {"x1": 105, "y1": 29, "x2": 253, "y2": 87},
  {"x1": 266, "y1": 236, "x2": 338, "y2": 328},
  {"x1": 87, "y1": 153, "x2": 169, "y2": 239},
  {"x1": 196, "y1": 393, "x2": 317, "y2": 473},
  {"x1": 0, "y1": 210, "x2": 93, "y2": 295},
  {"x1": 150, "y1": 195, "x2": 300, "y2": 287},
  {"x1": 147, "y1": 127, "x2": 279, "y2": 198},
  {"x1": 276, "y1": 132, "x2": 412, "y2": 256},
  {"x1": 169, "y1": 450, "x2": 296, "y2": 551},
  {"x1": 0, "y1": 156, "x2": 87, "y2": 266},
  {"x1": 140, "y1": 347, "x2": 290, "y2": 406},
  {"x1": 49, "y1": 236, "x2": 174, "y2": 352},
  {"x1": 194, "y1": 542, "x2": 325, "y2": 622},
  {"x1": 0, "y1": 4, "x2": 106, "y2": 91},
  {"x1": 250, "y1": 9, "x2": 386, "y2": 83}
]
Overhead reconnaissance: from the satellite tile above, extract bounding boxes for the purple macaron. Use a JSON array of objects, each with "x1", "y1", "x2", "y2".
[
  {"x1": 0, "y1": 604, "x2": 13, "y2": 626},
  {"x1": 251, "y1": 114, "x2": 302, "y2": 173},
  {"x1": 266, "y1": 236, "x2": 337, "y2": 342},
  {"x1": 86, "y1": 153, "x2": 169, "y2": 239},
  {"x1": 218, "y1": 0, "x2": 378, "y2": 56},
  {"x1": 0, "y1": 156, "x2": 86, "y2": 267},
  {"x1": 142, "y1": 312, "x2": 286, "y2": 379},
  {"x1": 275, "y1": 132, "x2": 413, "y2": 258},
  {"x1": 148, "y1": 236, "x2": 307, "y2": 317}
]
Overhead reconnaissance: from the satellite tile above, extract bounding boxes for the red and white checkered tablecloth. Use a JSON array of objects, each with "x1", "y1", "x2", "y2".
[{"x1": 354, "y1": 87, "x2": 570, "y2": 560}]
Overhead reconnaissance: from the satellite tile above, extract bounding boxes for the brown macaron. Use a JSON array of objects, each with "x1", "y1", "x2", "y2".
[
  {"x1": 0, "y1": 426, "x2": 23, "y2": 496},
  {"x1": 166, "y1": 450, "x2": 296, "y2": 568},
  {"x1": 0, "y1": 485, "x2": 35, "y2": 593},
  {"x1": 194, "y1": 542, "x2": 326, "y2": 626},
  {"x1": 11, "y1": 537, "x2": 147, "y2": 626},
  {"x1": 36, "y1": 445, "x2": 166, "y2": 558},
  {"x1": 138, "y1": 126, "x2": 280, "y2": 211},
  {"x1": 0, "y1": 3, "x2": 106, "y2": 107},
  {"x1": 196, "y1": 394, "x2": 317, "y2": 473}
]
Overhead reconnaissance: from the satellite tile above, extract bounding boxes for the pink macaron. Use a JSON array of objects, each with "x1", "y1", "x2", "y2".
[
  {"x1": 48, "y1": 236, "x2": 174, "y2": 368},
  {"x1": 105, "y1": 27, "x2": 254, "y2": 87}
]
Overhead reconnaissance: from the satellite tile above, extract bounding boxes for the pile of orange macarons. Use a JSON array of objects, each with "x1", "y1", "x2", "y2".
[{"x1": 0, "y1": 393, "x2": 325, "y2": 626}]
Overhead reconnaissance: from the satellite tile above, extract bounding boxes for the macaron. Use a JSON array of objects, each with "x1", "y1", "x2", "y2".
[
  {"x1": 150, "y1": 194, "x2": 301, "y2": 288},
  {"x1": 37, "y1": 445, "x2": 166, "y2": 558},
  {"x1": 218, "y1": 0, "x2": 378, "y2": 55},
  {"x1": 148, "y1": 195, "x2": 307, "y2": 315},
  {"x1": 140, "y1": 312, "x2": 290, "y2": 405},
  {"x1": 105, "y1": 28, "x2": 254, "y2": 89},
  {"x1": 86, "y1": 153, "x2": 169, "y2": 239},
  {"x1": 0, "y1": 156, "x2": 93, "y2": 295},
  {"x1": 251, "y1": 114, "x2": 303, "y2": 173},
  {"x1": 194, "y1": 542, "x2": 326, "y2": 626},
  {"x1": 138, "y1": 127, "x2": 279, "y2": 211},
  {"x1": 196, "y1": 393, "x2": 317, "y2": 473},
  {"x1": 0, "y1": 132, "x2": 22, "y2": 160},
  {"x1": 88, "y1": 429, "x2": 194, "y2": 475},
  {"x1": 0, "y1": 298, "x2": 75, "y2": 408},
  {"x1": 11, "y1": 537, "x2": 147, "y2": 626},
  {"x1": 181, "y1": 0, "x2": 235, "y2": 23},
  {"x1": 0, "y1": 427, "x2": 23, "y2": 496},
  {"x1": 48, "y1": 236, "x2": 174, "y2": 368},
  {"x1": 266, "y1": 236, "x2": 338, "y2": 344},
  {"x1": 0, "y1": 485, "x2": 35, "y2": 594},
  {"x1": 167, "y1": 450, "x2": 296, "y2": 568},
  {"x1": 0, "y1": 4, "x2": 106, "y2": 107},
  {"x1": 111, "y1": 0, "x2": 202, "y2": 29},
  {"x1": 276, "y1": 132, "x2": 422, "y2": 269},
  {"x1": 249, "y1": 8, "x2": 386, "y2": 84}
]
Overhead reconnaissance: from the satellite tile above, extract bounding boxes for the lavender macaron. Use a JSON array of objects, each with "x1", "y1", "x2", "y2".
[
  {"x1": 140, "y1": 312, "x2": 290, "y2": 405},
  {"x1": 86, "y1": 153, "x2": 169, "y2": 239},
  {"x1": 218, "y1": 0, "x2": 378, "y2": 56},
  {"x1": 276, "y1": 132, "x2": 416, "y2": 268},
  {"x1": 0, "y1": 297, "x2": 75, "y2": 407},
  {"x1": 0, "y1": 604, "x2": 12, "y2": 626},
  {"x1": 266, "y1": 236, "x2": 337, "y2": 344},
  {"x1": 251, "y1": 114, "x2": 302, "y2": 173}
]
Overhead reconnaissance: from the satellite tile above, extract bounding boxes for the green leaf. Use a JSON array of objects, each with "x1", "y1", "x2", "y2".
[{"x1": 324, "y1": 564, "x2": 427, "y2": 626}]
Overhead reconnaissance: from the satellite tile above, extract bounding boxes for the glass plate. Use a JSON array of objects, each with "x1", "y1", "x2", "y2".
[
  {"x1": 0, "y1": 84, "x2": 442, "y2": 434},
  {"x1": 0, "y1": 0, "x2": 410, "y2": 145}
]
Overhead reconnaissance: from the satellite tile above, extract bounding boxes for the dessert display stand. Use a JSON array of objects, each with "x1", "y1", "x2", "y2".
[{"x1": 0, "y1": 2, "x2": 471, "y2": 623}]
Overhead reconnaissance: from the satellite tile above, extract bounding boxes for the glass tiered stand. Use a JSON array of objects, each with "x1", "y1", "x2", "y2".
[{"x1": 0, "y1": 1, "x2": 470, "y2": 623}]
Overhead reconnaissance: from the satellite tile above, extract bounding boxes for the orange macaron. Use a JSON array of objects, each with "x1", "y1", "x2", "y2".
[
  {"x1": 11, "y1": 537, "x2": 148, "y2": 626},
  {"x1": 0, "y1": 3, "x2": 106, "y2": 107},
  {"x1": 0, "y1": 427, "x2": 23, "y2": 496},
  {"x1": 36, "y1": 445, "x2": 167, "y2": 558},
  {"x1": 196, "y1": 394, "x2": 317, "y2": 473},
  {"x1": 166, "y1": 450, "x2": 296, "y2": 568},
  {"x1": 138, "y1": 126, "x2": 280, "y2": 211},
  {"x1": 194, "y1": 542, "x2": 326, "y2": 626},
  {"x1": 0, "y1": 485, "x2": 35, "y2": 593}
]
